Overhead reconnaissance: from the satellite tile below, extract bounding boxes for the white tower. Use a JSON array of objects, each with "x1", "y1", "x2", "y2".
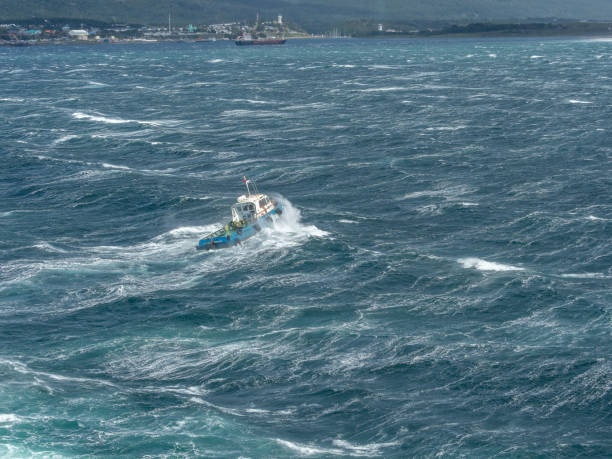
[{"x1": 277, "y1": 15, "x2": 283, "y2": 25}]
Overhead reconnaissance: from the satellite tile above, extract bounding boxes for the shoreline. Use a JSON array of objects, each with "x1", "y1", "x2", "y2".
[
  {"x1": 3, "y1": 26, "x2": 612, "y2": 47},
  {"x1": 3, "y1": 33, "x2": 612, "y2": 47}
]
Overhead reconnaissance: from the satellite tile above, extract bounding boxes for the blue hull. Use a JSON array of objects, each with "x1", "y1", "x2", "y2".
[{"x1": 196, "y1": 205, "x2": 282, "y2": 250}]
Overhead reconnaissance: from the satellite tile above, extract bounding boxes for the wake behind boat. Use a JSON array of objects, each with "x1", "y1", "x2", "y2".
[{"x1": 196, "y1": 177, "x2": 282, "y2": 250}]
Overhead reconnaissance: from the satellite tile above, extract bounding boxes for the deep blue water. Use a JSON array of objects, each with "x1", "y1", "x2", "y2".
[{"x1": 1, "y1": 38, "x2": 611, "y2": 457}]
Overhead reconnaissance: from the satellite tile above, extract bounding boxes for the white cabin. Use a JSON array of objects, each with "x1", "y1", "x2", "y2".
[{"x1": 231, "y1": 193, "x2": 275, "y2": 225}]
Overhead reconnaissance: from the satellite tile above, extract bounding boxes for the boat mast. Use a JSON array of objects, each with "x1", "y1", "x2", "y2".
[{"x1": 243, "y1": 176, "x2": 252, "y2": 196}]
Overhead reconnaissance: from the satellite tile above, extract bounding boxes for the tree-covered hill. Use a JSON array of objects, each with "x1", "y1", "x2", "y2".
[{"x1": 2, "y1": 0, "x2": 612, "y2": 31}]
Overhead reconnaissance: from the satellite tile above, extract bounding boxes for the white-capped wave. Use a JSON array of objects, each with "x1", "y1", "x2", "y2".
[
  {"x1": 221, "y1": 109, "x2": 283, "y2": 118},
  {"x1": 52, "y1": 134, "x2": 79, "y2": 144},
  {"x1": 360, "y1": 87, "x2": 406, "y2": 92},
  {"x1": 0, "y1": 358, "x2": 117, "y2": 387},
  {"x1": 223, "y1": 98, "x2": 272, "y2": 104},
  {"x1": 72, "y1": 111, "x2": 176, "y2": 126},
  {"x1": 530, "y1": 55, "x2": 544, "y2": 59},
  {"x1": 276, "y1": 439, "x2": 345, "y2": 456},
  {"x1": 568, "y1": 99, "x2": 592, "y2": 104},
  {"x1": 280, "y1": 102, "x2": 331, "y2": 111},
  {"x1": 0, "y1": 444, "x2": 64, "y2": 458},
  {"x1": 560, "y1": 273, "x2": 608, "y2": 279},
  {"x1": 425, "y1": 125, "x2": 467, "y2": 131},
  {"x1": 332, "y1": 439, "x2": 400, "y2": 456},
  {"x1": 0, "y1": 414, "x2": 21, "y2": 424},
  {"x1": 276, "y1": 438, "x2": 397, "y2": 457},
  {"x1": 458, "y1": 258, "x2": 524, "y2": 272},
  {"x1": 102, "y1": 163, "x2": 132, "y2": 171},
  {"x1": 31, "y1": 242, "x2": 68, "y2": 253},
  {"x1": 401, "y1": 184, "x2": 474, "y2": 200},
  {"x1": 369, "y1": 64, "x2": 397, "y2": 69},
  {"x1": 261, "y1": 197, "x2": 329, "y2": 247},
  {"x1": 207, "y1": 58, "x2": 224, "y2": 63}
]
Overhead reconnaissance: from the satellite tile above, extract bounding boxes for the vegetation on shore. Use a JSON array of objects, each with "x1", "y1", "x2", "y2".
[{"x1": 340, "y1": 20, "x2": 612, "y2": 38}]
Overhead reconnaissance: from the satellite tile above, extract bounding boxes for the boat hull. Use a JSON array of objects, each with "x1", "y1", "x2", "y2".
[
  {"x1": 235, "y1": 39, "x2": 286, "y2": 46},
  {"x1": 196, "y1": 205, "x2": 282, "y2": 250}
]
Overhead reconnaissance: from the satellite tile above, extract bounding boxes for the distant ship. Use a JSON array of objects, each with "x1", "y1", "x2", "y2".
[
  {"x1": 196, "y1": 177, "x2": 283, "y2": 250},
  {"x1": 235, "y1": 34, "x2": 286, "y2": 46}
]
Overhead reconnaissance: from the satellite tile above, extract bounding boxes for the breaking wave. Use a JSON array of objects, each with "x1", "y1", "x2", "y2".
[
  {"x1": 458, "y1": 258, "x2": 525, "y2": 272},
  {"x1": 72, "y1": 111, "x2": 177, "y2": 126}
]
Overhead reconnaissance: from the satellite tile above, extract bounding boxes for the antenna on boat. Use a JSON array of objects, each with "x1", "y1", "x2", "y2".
[{"x1": 243, "y1": 176, "x2": 252, "y2": 196}]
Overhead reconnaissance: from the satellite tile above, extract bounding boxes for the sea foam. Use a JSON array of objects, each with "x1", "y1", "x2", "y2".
[{"x1": 458, "y1": 258, "x2": 525, "y2": 272}]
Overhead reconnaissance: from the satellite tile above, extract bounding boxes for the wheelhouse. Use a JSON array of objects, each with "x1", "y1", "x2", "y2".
[
  {"x1": 232, "y1": 200, "x2": 256, "y2": 224},
  {"x1": 231, "y1": 193, "x2": 274, "y2": 225}
]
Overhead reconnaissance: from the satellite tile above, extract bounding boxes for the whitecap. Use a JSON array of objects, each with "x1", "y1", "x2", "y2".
[
  {"x1": 258, "y1": 198, "x2": 330, "y2": 249},
  {"x1": 101, "y1": 163, "x2": 132, "y2": 171},
  {"x1": 425, "y1": 125, "x2": 467, "y2": 131},
  {"x1": 360, "y1": 87, "x2": 406, "y2": 92},
  {"x1": 401, "y1": 184, "x2": 474, "y2": 200},
  {"x1": 72, "y1": 111, "x2": 176, "y2": 126},
  {"x1": 223, "y1": 98, "x2": 271, "y2": 104},
  {"x1": 221, "y1": 109, "x2": 282, "y2": 118},
  {"x1": 458, "y1": 258, "x2": 524, "y2": 272},
  {"x1": 0, "y1": 358, "x2": 117, "y2": 387},
  {"x1": 276, "y1": 439, "x2": 345, "y2": 456},
  {"x1": 338, "y1": 219, "x2": 358, "y2": 224},
  {"x1": 0, "y1": 414, "x2": 21, "y2": 424},
  {"x1": 560, "y1": 273, "x2": 607, "y2": 279},
  {"x1": 567, "y1": 99, "x2": 592, "y2": 104},
  {"x1": 332, "y1": 439, "x2": 400, "y2": 456},
  {"x1": 281, "y1": 102, "x2": 331, "y2": 111},
  {"x1": 276, "y1": 438, "x2": 395, "y2": 457},
  {"x1": 31, "y1": 242, "x2": 68, "y2": 253},
  {"x1": 52, "y1": 134, "x2": 79, "y2": 144},
  {"x1": 207, "y1": 58, "x2": 224, "y2": 63},
  {"x1": 530, "y1": 55, "x2": 544, "y2": 59}
]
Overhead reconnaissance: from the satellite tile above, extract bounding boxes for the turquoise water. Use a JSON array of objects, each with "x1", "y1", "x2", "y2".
[{"x1": 1, "y1": 38, "x2": 611, "y2": 457}]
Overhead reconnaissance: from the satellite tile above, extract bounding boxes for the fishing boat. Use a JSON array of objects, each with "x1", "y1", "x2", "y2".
[{"x1": 196, "y1": 177, "x2": 283, "y2": 250}]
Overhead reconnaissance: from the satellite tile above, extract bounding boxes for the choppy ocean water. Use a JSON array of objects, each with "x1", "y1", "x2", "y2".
[{"x1": 1, "y1": 37, "x2": 611, "y2": 457}]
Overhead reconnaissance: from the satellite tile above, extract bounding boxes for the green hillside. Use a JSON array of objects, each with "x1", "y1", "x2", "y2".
[{"x1": 2, "y1": 0, "x2": 612, "y2": 31}]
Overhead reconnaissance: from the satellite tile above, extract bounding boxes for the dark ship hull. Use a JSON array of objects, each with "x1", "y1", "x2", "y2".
[{"x1": 235, "y1": 39, "x2": 286, "y2": 46}]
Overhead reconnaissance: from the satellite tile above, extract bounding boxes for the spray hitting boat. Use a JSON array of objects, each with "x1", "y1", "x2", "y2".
[{"x1": 196, "y1": 177, "x2": 283, "y2": 250}]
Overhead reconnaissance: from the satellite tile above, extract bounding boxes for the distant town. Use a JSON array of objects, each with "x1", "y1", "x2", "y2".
[
  {"x1": 0, "y1": 16, "x2": 322, "y2": 46},
  {"x1": 2, "y1": 16, "x2": 612, "y2": 46}
]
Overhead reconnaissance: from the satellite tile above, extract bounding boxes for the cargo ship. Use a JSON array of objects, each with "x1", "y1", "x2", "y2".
[
  {"x1": 235, "y1": 34, "x2": 286, "y2": 46},
  {"x1": 196, "y1": 177, "x2": 283, "y2": 250}
]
